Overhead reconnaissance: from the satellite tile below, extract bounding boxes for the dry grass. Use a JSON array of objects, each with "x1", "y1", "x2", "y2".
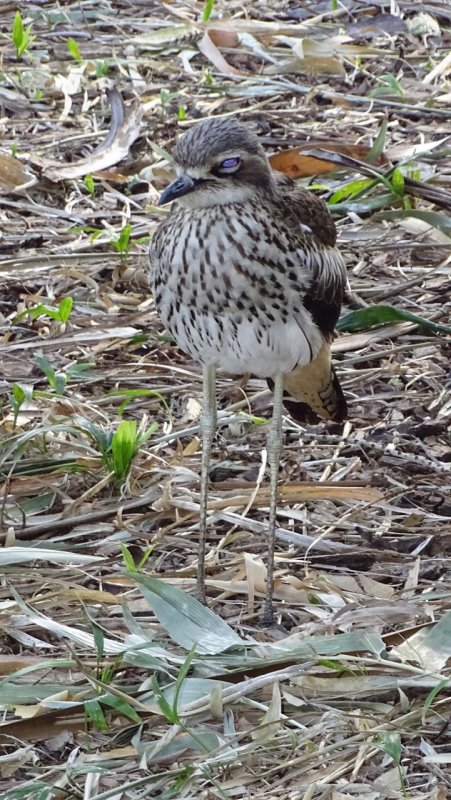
[{"x1": 0, "y1": 1, "x2": 450, "y2": 798}]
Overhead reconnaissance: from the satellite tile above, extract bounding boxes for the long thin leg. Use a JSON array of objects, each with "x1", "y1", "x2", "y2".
[
  {"x1": 262, "y1": 371, "x2": 284, "y2": 625},
  {"x1": 197, "y1": 363, "x2": 217, "y2": 603}
]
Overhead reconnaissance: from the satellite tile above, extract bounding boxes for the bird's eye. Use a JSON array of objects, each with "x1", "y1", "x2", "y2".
[{"x1": 218, "y1": 156, "x2": 241, "y2": 173}]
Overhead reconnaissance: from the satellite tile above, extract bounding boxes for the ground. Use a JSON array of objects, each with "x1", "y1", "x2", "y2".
[{"x1": 0, "y1": 1, "x2": 450, "y2": 798}]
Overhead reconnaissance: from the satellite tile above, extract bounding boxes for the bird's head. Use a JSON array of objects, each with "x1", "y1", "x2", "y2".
[{"x1": 157, "y1": 117, "x2": 275, "y2": 209}]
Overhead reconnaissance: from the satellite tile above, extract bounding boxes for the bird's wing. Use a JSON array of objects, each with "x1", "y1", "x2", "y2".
[
  {"x1": 271, "y1": 174, "x2": 348, "y2": 422},
  {"x1": 275, "y1": 174, "x2": 347, "y2": 337}
]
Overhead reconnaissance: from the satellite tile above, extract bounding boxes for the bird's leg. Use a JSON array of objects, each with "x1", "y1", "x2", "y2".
[
  {"x1": 197, "y1": 363, "x2": 217, "y2": 604},
  {"x1": 262, "y1": 372, "x2": 284, "y2": 625}
]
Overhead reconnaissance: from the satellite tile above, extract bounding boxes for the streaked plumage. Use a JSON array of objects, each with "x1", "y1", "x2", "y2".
[{"x1": 149, "y1": 117, "x2": 348, "y2": 621}]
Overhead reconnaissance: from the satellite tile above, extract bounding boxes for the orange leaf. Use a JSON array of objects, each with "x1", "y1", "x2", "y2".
[
  {"x1": 0, "y1": 154, "x2": 37, "y2": 194},
  {"x1": 207, "y1": 27, "x2": 239, "y2": 48},
  {"x1": 269, "y1": 142, "x2": 388, "y2": 178}
]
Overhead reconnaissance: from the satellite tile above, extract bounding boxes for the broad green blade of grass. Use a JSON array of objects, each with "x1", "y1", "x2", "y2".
[
  {"x1": 328, "y1": 194, "x2": 395, "y2": 214},
  {"x1": 366, "y1": 119, "x2": 388, "y2": 163},
  {"x1": 392, "y1": 610, "x2": 451, "y2": 670},
  {"x1": 329, "y1": 177, "x2": 375, "y2": 204},
  {"x1": 131, "y1": 575, "x2": 247, "y2": 654},
  {"x1": 337, "y1": 305, "x2": 451, "y2": 335},
  {"x1": 99, "y1": 692, "x2": 142, "y2": 723},
  {"x1": 376, "y1": 208, "x2": 451, "y2": 235}
]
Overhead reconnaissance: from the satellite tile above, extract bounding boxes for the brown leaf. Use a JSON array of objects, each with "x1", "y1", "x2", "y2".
[
  {"x1": 207, "y1": 27, "x2": 239, "y2": 48},
  {"x1": 197, "y1": 31, "x2": 242, "y2": 76},
  {"x1": 0, "y1": 154, "x2": 37, "y2": 194},
  {"x1": 269, "y1": 143, "x2": 388, "y2": 178},
  {"x1": 30, "y1": 89, "x2": 143, "y2": 182}
]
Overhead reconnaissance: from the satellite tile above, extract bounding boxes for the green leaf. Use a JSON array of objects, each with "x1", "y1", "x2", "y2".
[
  {"x1": 377, "y1": 730, "x2": 402, "y2": 763},
  {"x1": 132, "y1": 575, "x2": 246, "y2": 654},
  {"x1": 376, "y1": 208, "x2": 451, "y2": 236},
  {"x1": 329, "y1": 178, "x2": 374, "y2": 204},
  {"x1": 202, "y1": 0, "x2": 216, "y2": 22},
  {"x1": 67, "y1": 37, "x2": 81, "y2": 62},
  {"x1": 12, "y1": 10, "x2": 34, "y2": 58},
  {"x1": 100, "y1": 692, "x2": 141, "y2": 722},
  {"x1": 58, "y1": 296, "x2": 73, "y2": 323},
  {"x1": 84, "y1": 173, "x2": 95, "y2": 194},
  {"x1": 111, "y1": 419, "x2": 138, "y2": 482},
  {"x1": 370, "y1": 74, "x2": 404, "y2": 98},
  {"x1": 92, "y1": 621, "x2": 105, "y2": 658},
  {"x1": 366, "y1": 119, "x2": 387, "y2": 164},
  {"x1": 12, "y1": 12, "x2": 24, "y2": 49},
  {"x1": 337, "y1": 305, "x2": 451, "y2": 335},
  {"x1": 152, "y1": 672, "x2": 178, "y2": 723},
  {"x1": 173, "y1": 644, "x2": 197, "y2": 716},
  {"x1": 85, "y1": 698, "x2": 109, "y2": 731},
  {"x1": 328, "y1": 193, "x2": 395, "y2": 214},
  {"x1": 390, "y1": 167, "x2": 405, "y2": 196},
  {"x1": 34, "y1": 354, "x2": 56, "y2": 386},
  {"x1": 120, "y1": 543, "x2": 137, "y2": 572}
]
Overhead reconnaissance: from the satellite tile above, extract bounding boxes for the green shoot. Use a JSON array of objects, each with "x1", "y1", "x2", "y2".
[
  {"x1": 202, "y1": 0, "x2": 216, "y2": 22},
  {"x1": 76, "y1": 417, "x2": 157, "y2": 488},
  {"x1": 33, "y1": 356, "x2": 95, "y2": 397},
  {"x1": 12, "y1": 11, "x2": 35, "y2": 59},
  {"x1": 390, "y1": 167, "x2": 405, "y2": 197},
  {"x1": 376, "y1": 732, "x2": 407, "y2": 797},
  {"x1": 14, "y1": 296, "x2": 73, "y2": 325},
  {"x1": 366, "y1": 120, "x2": 387, "y2": 164},
  {"x1": 370, "y1": 74, "x2": 404, "y2": 98},
  {"x1": 85, "y1": 698, "x2": 109, "y2": 731},
  {"x1": 84, "y1": 173, "x2": 95, "y2": 194},
  {"x1": 202, "y1": 69, "x2": 214, "y2": 85},
  {"x1": 67, "y1": 37, "x2": 82, "y2": 62},
  {"x1": 34, "y1": 354, "x2": 66, "y2": 396},
  {"x1": 177, "y1": 104, "x2": 187, "y2": 121},
  {"x1": 95, "y1": 60, "x2": 110, "y2": 77},
  {"x1": 10, "y1": 383, "x2": 33, "y2": 428},
  {"x1": 11, "y1": 143, "x2": 18, "y2": 157},
  {"x1": 120, "y1": 542, "x2": 154, "y2": 573},
  {"x1": 109, "y1": 224, "x2": 133, "y2": 256},
  {"x1": 152, "y1": 645, "x2": 197, "y2": 725},
  {"x1": 108, "y1": 419, "x2": 157, "y2": 486},
  {"x1": 160, "y1": 88, "x2": 179, "y2": 111}
]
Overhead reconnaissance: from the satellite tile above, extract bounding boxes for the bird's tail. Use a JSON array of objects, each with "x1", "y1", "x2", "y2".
[{"x1": 278, "y1": 342, "x2": 347, "y2": 424}]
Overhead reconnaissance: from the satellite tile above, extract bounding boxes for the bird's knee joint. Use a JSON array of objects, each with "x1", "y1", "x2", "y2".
[{"x1": 200, "y1": 414, "x2": 217, "y2": 440}]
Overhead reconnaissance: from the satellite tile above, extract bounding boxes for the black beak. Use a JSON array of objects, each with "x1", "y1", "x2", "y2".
[{"x1": 158, "y1": 173, "x2": 198, "y2": 206}]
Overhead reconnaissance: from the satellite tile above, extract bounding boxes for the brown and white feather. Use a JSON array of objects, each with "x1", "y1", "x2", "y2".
[{"x1": 150, "y1": 118, "x2": 347, "y2": 423}]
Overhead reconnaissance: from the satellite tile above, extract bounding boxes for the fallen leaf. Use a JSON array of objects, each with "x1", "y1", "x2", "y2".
[
  {"x1": 30, "y1": 89, "x2": 143, "y2": 181},
  {"x1": 269, "y1": 142, "x2": 388, "y2": 178},
  {"x1": 0, "y1": 154, "x2": 37, "y2": 194},
  {"x1": 197, "y1": 30, "x2": 242, "y2": 76}
]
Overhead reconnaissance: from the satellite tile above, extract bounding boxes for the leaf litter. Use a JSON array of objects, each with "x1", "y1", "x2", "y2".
[{"x1": 0, "y1": 1, "x2": 450, "y2": 798}]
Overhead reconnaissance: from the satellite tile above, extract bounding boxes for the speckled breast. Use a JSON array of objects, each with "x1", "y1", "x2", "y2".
[{"x1": 150, "y1": 199, "x2": 325, "y2": 377}]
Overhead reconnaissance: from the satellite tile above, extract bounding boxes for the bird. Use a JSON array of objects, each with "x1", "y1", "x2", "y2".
[{"x1": 149, "y1": 116, "x2": 347, "y2": 624}]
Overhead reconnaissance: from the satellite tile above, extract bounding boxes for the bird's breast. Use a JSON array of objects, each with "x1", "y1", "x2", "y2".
[{"x1": 150, "y1": 202, "x2": 324, "y2": 375}]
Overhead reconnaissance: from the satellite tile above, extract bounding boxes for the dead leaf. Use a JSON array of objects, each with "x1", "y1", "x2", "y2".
[
  {"x1": 269, "y1": 142, "x2": 388, "y2": 178},
  {"x1": 0, "y1": 154, "x2": 37, "y2": 194},
  {"x1": 30, "y1": 88, "x2": 143, "y2": 181},
  {"x1": 207, "y1": 28, "x2": 239, "y2": 48},
  {"x1": 198, "y1": 31, "x2": 242, "y2": 76}
]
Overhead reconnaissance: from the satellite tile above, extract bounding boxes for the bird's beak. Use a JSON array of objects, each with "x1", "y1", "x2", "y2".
[{"x1": 157, "y1": 173, "x2": 198, "y2": 206}]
